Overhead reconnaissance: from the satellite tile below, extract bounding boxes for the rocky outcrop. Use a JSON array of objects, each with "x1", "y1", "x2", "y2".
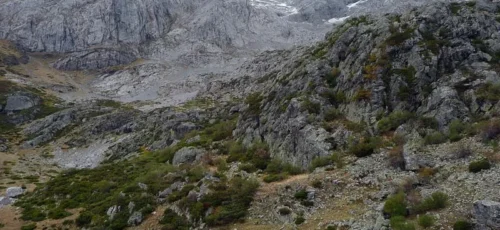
[
  {"x1": 172, "y1": 147, "x2": 206, "y2": 165},
  {"x1": 0, "y1": 0, "x2": 173, "y2": 53},
  {"x1": 473, "y1": 200, "x2": 500, "y2": 229},
  {"x1": 52, "y1": 49, "x2": 137, "y2": 70},
  {"x1": 6, "y1": 187, "x2": 23, "y2": 198},
  {"x1": 224, "y1": 1, "x2": 500, "y2": 167},
  {"x1": 3, "y1": 93, "x2": 40, "y2": 112},
  {"x1": 0, "y1": 196, "x2": 12, "y2": 207}
]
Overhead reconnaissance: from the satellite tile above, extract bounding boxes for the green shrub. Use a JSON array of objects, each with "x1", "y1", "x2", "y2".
[
  {"x1": 390, "y1": 216, "x2": 415, "y2": 230},
  {"x1": 321, "y1": 90, "x2": 346, "y2": 106},
  {"x1": 21, "y1": 206, "x2": 46, "y2": 221},
  {"x1": 47, "y1": 207, "x2": 71, "y2": 219},
  {"x1": 202, "y1": 178, "x2": 259, "y2": 226},
  {"x1": 453, "y1": 220, "x2": 473, "y2": 230},
  {"x1": 20, "y1": 224, "x2": 37, "y2": 230},
  {"x1": 311, "y1": 180, "x2": 322, "y2": 188},
  {"x1": 263, "y1": 173, "x2": 288, "y2": 183},
  {"x1": 245, "y1": 93, "x2": 264, "y2": 116},
  {"x1": 413, "y1": 192, "x2": 448, "y2": 214},
  {"x1": 278, "y1": 207, "x2": 292, "y2": 215},
  {"x1": 324, "y1": 108, "x2": 344, "y2": 121},
  {"x1": 353, "y1": 88, "x2": 371, "y2": 101},
  {"x1": 310, "y1": 155, "x2": 333, "y2": 170},
  {"x1": 294, "y1": 189, "x2": 308, "y2": 200},
  {"x1": 424, "y1": 131, "x2": 447, "y2": 145},
  {"x1": 469, "y1": 159, "x2": 491, "y2": 173},
  {"x1": 239, "y1": 163, "x2": 257, "y2": 173},
  {"x1": 384, "y1": 192, "x2": 407, "y2": 217},
  {"x1": 76, "y1": 212, "x2": 93, "y2": 227},
  {"x1": 295, "y1": 216, "x2": 306, "y2": 225},
  {"x1": 478, "y1": 120, "x2": 500, "y2": 141},
  {"x1": 448, "y1": 120, "x2": 473, "y2": 142},
  {"x1": 160, "y1": 208, "x2": 190, "y2": 230},
  {"x1": 417, "y1": 214, "x2": 435, "y2": 228},
  {"x1": 349, "y1": 137, "x2": 379, "y2": 158},
  {"x1": 301, "y1": 200, "x2": 314, "y2": 207},
  {"x1": 450, "y1": 3, "x2": 462, "y2": 15},
  {"x1": 302, "y1": 98, "x2": 321, "y2": 114},
  {"x1": 476, "y1": 82, "x2": 500, "y2": 102},
  {"x1": 377, "y1": 111, "x2": 414, "y2": 133},
  {"x1": 62, "y1": 219, "x2": 74, "y2": 225}
]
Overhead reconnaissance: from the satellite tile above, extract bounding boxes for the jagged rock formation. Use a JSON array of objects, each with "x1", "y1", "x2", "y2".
[
  {"x1": 474, "y1": 200, "x2": 500, "y2": 229},
  {"x1": 217, "y1": 0, "x2": 500, "y2": 167}
]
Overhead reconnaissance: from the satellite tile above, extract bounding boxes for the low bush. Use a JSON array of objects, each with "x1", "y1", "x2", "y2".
[
  {"x1": 412, "y1": 192, "x2": 448, "y2": 214},
  {"x1": 324, "y1": 108, "x2": 344, "y2": 121},
  {"x1": 47, "y1": 207, "x2": 71, "y2": 219},
  {"x1": 294, "y1": 189, "x2": 308, "y2": 200},
  {"x1": 263, "y1": 173, "x2": 288, "y2": 183},
  {"x1": 390, "y1": 216, "x2": 416, "y2": 230},
  {"x1": 424, "y1": 131, "x2": 447, "y2": 145},
  {"x1": 453, "y1": 220, "x2": 473, "y2": 230},
  {"x1": 388, "y1": 146, "x2": 405, "y2": 169},
  {"x1": 349, "y1": 137, "x2": 379, "y2": 158},
  {"x1": 301, "y1": 200, "x2": 314, "y2": 207},
  {"x1": 469, "y1": 159, "x2": 491, "y2": 173},
  {"x1": 311, "y1": 180, "x2": 322, "y2": 188},
  {"x1": 20, "y1": 224, "x2": 37, "y2": 230},
  {"x1": 453, "y1": 144, "x2": 473, "y2": 159},
  {"x1": 238, "y1": 163, "x2": 257, "y2": 173},
  {"x1": 384, "y1": 192, "x2": 408, "y2": 217},
  {"x1": 278, "y1": 207, "x2": 292, "y2": 215},
  {"x1": 160, "y1": 208, "x2": 190, "y2": 230},
  {"x1": 295, "y1": 216, "x2": 306, "y2": 225},
  {"x1": 479, "y1": 120, "x2": 500, "y2": 141},
  {"x1": 310, "y1": 155, "x2": 333, "y2": 171},
  {"x1": 245, "y1": 93, "x2": 264, "y2": 116},
  {"x1": 353, "y1": 88, "x2": 371, "y2": 101},
  {"x1": 76, "y1": 212, "x2": 93, "y2": 227},
  {"x1": 377, "y1": 111, "x2": 414, "y2": 133},
  {"x1": 448, "y1": 120, "x2": 473, "y2": 142},
  {"x1": 302, "y1": 98, "x2": 321, "y2": 114},
  {"x1": 417, "y1": 214, "x2": 435, "y2": 228}
]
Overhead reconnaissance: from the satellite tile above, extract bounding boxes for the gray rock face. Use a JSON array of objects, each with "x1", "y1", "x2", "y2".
[
  {"x1": 127, "y1": 211, "x2": 143, "y2": 226},
  {"x1": 172, "y1": 147, "x2": 206, "y2": 165},
  {"x1": 402, "y1": 132, "x2": 424, "y2": 171},
  {"x1": 473, "y1": 200, "x2": 500, "y2": 229},
  {"x1": 0, "y1": 0, "x2": 173, "y2": 53},
  {"x1": 53, "y1": 49, "x2": 137, "y2": 71},
  {"x1": 0, "y1": 196, "x2": 12, "y2": 207},
  {"x1": 4, "y1": 93, "x2": 40, "y2": 112},
  {"x1": 107, "y1": 205, "x2": 120, "y2": 220},
  {"x1": 6, "y1": 187, "x2": 23, "y2": 198},
  {"x1": 221, "y1": 1, "x2": 500, "y2": 167}
]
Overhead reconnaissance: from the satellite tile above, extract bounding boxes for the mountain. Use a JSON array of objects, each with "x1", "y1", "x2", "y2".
[{"x1": 1, "y1": 0, "x2": 500, "y2": 230}]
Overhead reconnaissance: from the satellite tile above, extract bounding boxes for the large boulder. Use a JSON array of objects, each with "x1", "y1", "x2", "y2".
[
  {"x1": 0, "y1": 196, "x2": 12, "y2": 207},
  {"x1": 172, "y1": 147, "x2": 205, "y2": 165},
  {"x1": 473, "y1": 200, "x2": 500, "y2": 229},
  {"x1": 4, "y1": 93, "x2": 40, "y2": 112},
  {"x1": 6, "y1": 187, "x2": 24, "y2": 198},
  {"x1": 127, "y1": 211, "x2": 143, "y2": 226}
]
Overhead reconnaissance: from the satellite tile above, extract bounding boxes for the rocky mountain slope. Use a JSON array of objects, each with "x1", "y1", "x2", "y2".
[{"x1": 1, "y1": 0, "x2": 500, "y2": 230}]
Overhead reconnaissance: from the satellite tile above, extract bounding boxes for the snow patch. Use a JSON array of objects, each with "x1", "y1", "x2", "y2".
[
  {"x1": 250, "y1": 0, "x2": 299, "y2": 15},
  {"x1": 347, "y1": 0, "x2": 368, "y2": 8},
  {"x1": 327, "y1": 16, "x2": 350, "y2": 24}
]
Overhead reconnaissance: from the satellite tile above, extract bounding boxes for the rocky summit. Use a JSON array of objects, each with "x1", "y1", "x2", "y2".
[{"x1": 0, "y1": 0, "x2": 500, "y2": 230}]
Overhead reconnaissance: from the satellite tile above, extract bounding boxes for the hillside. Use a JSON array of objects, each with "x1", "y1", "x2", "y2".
[{"x1": 0, "y1": 1, "x2": 500, "y2": 230}]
